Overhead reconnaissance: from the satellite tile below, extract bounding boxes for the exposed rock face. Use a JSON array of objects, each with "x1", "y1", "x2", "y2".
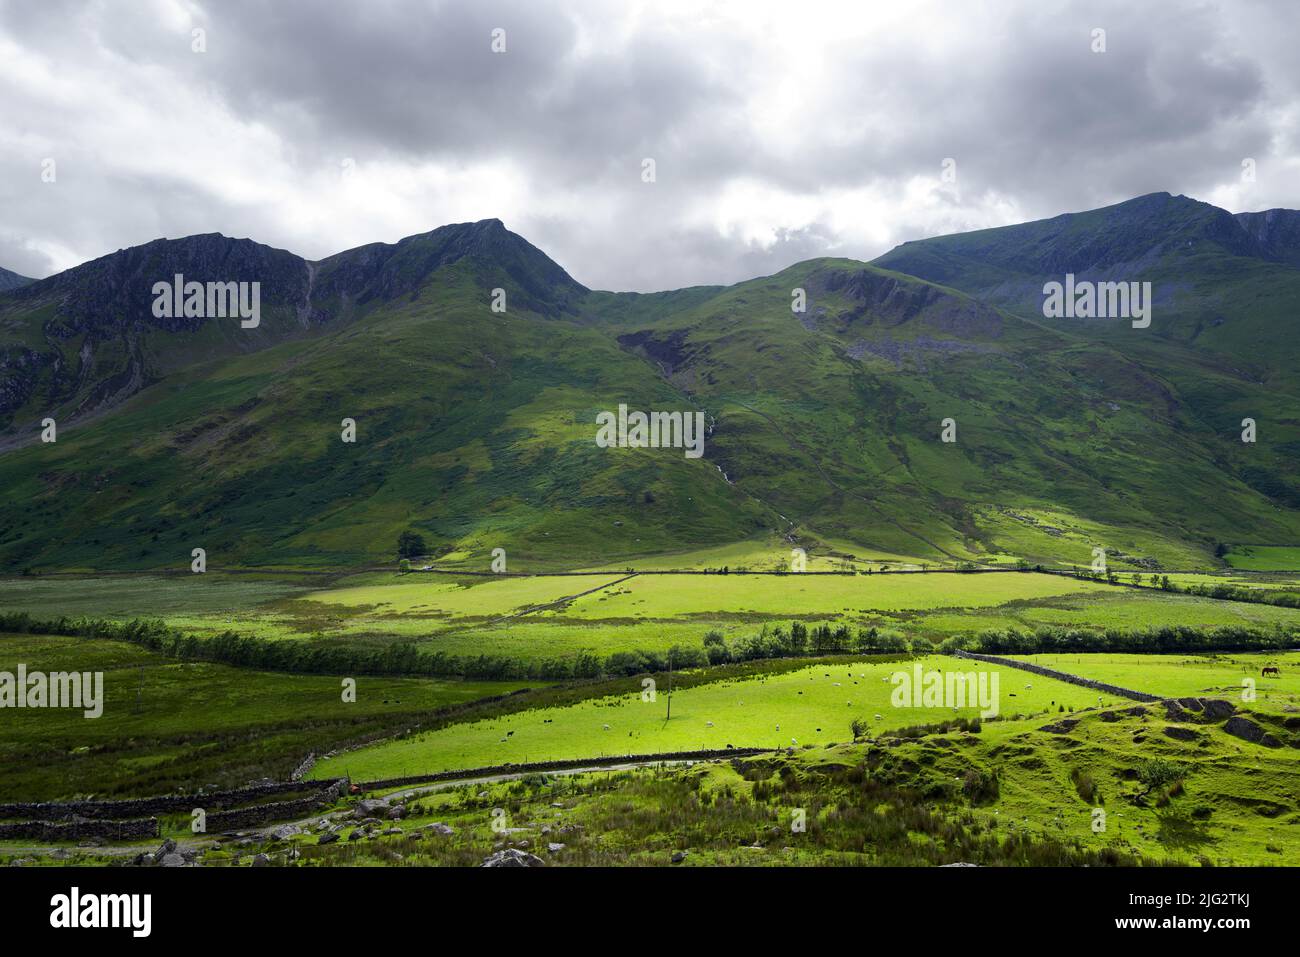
[
  {"x1": 1202, "y1": 699, "x2": 1237, "y2": 720},
  {"x1": 1163, "y1": 726, "x2": 1199, "y2": 741},
  {"x1": 1234, "y1": 208, "x2": 1300, "y2": 266}
]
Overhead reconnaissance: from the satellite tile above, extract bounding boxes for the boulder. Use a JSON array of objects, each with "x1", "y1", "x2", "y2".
[
  {"x1": 317, "y1": 831, "x2": 340, "y2": 845},
  {"x1": 160, "y1": 853, "x2": 186, "y2": 868},
  {"x1": 481, "y1": 848, "x2": 545, "y2": 868},
  {"x1": 251, "y1": 853, "x2": 271, "y2": 867},
  {"x1": 270, "y1": 824, "x2": 300, "y2": 841},
  {"x1": 547, "y1": 843, "x2": 565, "y2": 853},
  {"x1": 671, "y1": 850, "x2": 687, "y2": 864}
]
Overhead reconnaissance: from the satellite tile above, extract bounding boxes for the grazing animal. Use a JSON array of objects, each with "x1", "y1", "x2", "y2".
[{"x1": 1263, "y1": 666, "x2": 1281, "y2": 677}]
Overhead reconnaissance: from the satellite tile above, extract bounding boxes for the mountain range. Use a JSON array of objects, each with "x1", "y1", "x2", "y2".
[{"x1": 2, "y1": 192, "x2": 1297, "y2": 572}]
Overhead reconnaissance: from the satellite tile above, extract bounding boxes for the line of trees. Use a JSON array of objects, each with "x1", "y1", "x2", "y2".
[
  {"x1": 938, "y1": 623, "x2": 1297, "y2": 655},
  {"x1": 3, "y1": 612, "x2": 1293, "y2": 682}
]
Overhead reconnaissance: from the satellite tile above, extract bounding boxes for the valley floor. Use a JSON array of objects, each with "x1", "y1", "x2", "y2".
[{"x1": 2, "y1": 557, "x2": 1299, "y2": 867}]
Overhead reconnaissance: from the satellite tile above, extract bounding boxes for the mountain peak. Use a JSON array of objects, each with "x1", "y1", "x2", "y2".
[
  {"x1": 0, "y1": 266, "x2": 33, "y2": 293},
  {"x1": 315, "y1": 217, "x2": 586, "y2": 315}
]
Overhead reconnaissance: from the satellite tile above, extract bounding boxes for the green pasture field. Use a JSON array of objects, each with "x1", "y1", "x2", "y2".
[
  {"x1": 1224, "y1": 546, "x2": 1300, "y2": 571},
  {"x1": 0, "y1": 632, "x2": 528, "y2": 801},
  {"x1": 550, "y1": 571, "x2": 1110, "y2": 620},
  {"x1": 0, "y1": 574, "x2": 309, "y2": 619},
  {"x1": 310, "y1": 655, "x2": 1119, "y2": 781},
  {"x1": 6, "y1": 569, "x2": 1300, "y2": 671},
  {"x1": 302, "y1": 573, "x2": 624, "y2": 619},
  {"x1": 1008, "y1": 651, "x2": 1300, "y2": 714},
  {"x1": 988, "y1": 591, "x2": 1300, "y2": 631}
]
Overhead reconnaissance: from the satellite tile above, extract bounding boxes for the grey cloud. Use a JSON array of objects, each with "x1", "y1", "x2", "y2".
[{"x1": 0, "y1": 0, "x2": 1296, "y2": 289}]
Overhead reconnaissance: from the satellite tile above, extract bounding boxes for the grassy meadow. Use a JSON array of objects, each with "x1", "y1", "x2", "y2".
[{"x1": 310, "y1": 655, "x2": 1119, "y2": 781}]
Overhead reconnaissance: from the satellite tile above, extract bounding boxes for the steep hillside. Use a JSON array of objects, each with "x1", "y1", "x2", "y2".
[
  {"x1": 873, "y1": 192, "x2": 1300, "y2": 527},
  {"x1": 2, "y1": 199, "x2": 1298, "y2": 572}
]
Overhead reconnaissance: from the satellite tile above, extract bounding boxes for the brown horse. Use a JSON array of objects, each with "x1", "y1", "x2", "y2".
[{"x1": 1262, "y1": 666, "x2": 1281, "y2": 677}]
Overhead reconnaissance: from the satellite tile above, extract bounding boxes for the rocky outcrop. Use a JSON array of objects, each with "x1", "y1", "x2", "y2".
[
  {"x1": 1223, "y1": 716, "x2": 1283, "y2": 748},
  {"x1": 481, "y1": 848, "x2": 544, "y2": 867}
]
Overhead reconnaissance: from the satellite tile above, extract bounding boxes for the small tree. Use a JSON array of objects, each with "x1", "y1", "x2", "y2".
[
  {"x1": 850, "y1": 718, "x2": 870, "y2": 742},
  {"x1": 1136, "y1": 758, "x2": 1184, "y2": 800},
  {"x1": 397, "y1": 530, "x2": 427, "y2": 559}
]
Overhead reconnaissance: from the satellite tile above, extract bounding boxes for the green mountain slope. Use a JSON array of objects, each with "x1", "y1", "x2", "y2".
[
  {"x1": 1, "y1": 198, "x2": 1297, "y2": 572},
  {"x1": 873, "y1": 191, "x2": 1300, "y2": 525}
]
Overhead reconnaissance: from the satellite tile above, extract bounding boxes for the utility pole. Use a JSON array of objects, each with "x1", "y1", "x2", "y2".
[{"x1": 666, "y1": 649, "x2": 673, "y2": 721}]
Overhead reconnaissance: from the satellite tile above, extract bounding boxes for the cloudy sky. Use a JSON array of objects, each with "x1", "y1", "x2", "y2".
[{"x1": 2, "y1": 0, "x2": 1297, "y2": 290}]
